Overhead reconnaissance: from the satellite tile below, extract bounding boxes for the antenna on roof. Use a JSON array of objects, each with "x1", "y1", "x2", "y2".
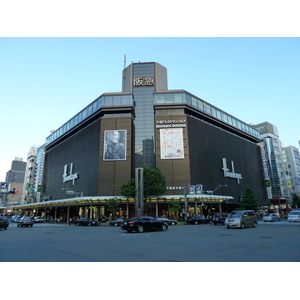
[{"x1": 124, "y1": 54, "x2": 126, "y2": 69}]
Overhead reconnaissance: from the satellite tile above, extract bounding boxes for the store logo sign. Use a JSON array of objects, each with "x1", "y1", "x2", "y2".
[
  {"x1": 222, "y1": 158, "x2": 242, "y2": 184},
  {"x1": 62, "y1": 163, "x2": 79, "y2": 185},
  {"x1": 133, "y1": 77, "x2": 154, "y2": 87}
]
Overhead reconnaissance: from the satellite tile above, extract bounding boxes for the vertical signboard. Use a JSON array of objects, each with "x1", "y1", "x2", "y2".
[{"x1": 135, "y1": 168, "x2": 144, "y2": 217}]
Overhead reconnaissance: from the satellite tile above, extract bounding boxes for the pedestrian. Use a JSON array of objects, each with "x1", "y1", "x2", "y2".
[{"x1": 69, "y1": 217, "x2": 73, "y2": 225}]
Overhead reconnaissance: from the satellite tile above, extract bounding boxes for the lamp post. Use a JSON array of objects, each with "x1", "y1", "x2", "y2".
[
  {"x1": 212, "y1": 184, "x2": 228, "y2": 212},
  {"x1": 213, "y1": 184, "x2": 227, "y2": 194}
]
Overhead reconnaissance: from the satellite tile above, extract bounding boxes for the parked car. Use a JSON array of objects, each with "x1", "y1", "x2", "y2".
[
  {"x1": 17, "y1": 217, "x2": 34, "y2": 228},
  {"x1": 1, "y1": 217, "x2": 9, "y2": 226},
  {"x1": 186, "y1": 215, "x2": 208, "y2": 225},
  {"x1": 74, "y1": 218, "x2": 99, "y2": 226},
  {"x1": 211, "y1": 213, "x2": 229, "y2": 225},
  {"x1": 34, "y1": 216, "x2": 45, "y2": 223},
  {"x1": 0, "y1": 218, "x2": 9, "y2": 230},
  {"x1": 186, "y1": 215, "x2": 209, "y2": 225},
  {"x1": 225, "y1": 210, "x2": 257, "y2": 229},
  {"x1": 156, "y1": 217, "x2": 178, "y2": 226},
  {"x1": 263, "y1": 213, "x2": 280, "y2": 222},
  {"x1": 110, "y1": 218, "x2": 124, "y2": 226},
  {"x1": 11, "y1": 215, "x2": 21, "y2": 223},
  {"x1": 288, "y1": 210, "x2": 300, "y2": 222},
  {"x1": 121, "y1": 216, "x2": 168, "y2": 233}
]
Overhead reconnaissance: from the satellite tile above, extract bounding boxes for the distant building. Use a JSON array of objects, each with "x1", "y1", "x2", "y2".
[
  {"x1": 282, "y1": 145, "x2": 300, "y2": 198},
  {"x1": 3, "y1": 158, "x2": 26, "y2": 211},
  {"x1": 22, "y1": 146, "x2": 39, "y2": 204},
  {"x1": 253, "y1": 122, "x2": 289, "y2": 215}
]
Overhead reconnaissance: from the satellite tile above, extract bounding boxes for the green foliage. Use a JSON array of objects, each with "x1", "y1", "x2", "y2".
[
  {"x1": 144, "y1": 202, "x2": 151, "y2": 215},
  {"x1": 120, "y1": 167, "x2": 167, "y2": 198},
  {"x1": 106, "y1": 197, "x2": 119, "y2": 217},
  {"x1": 168, "y1": 199, "x2": 181, "y2": 215},
  {"x1": 120, "y1": 178, "x2": 136, "y2": 198},
  {"x1": 292, "y1": 194, "x2": 300, "y2": 208},
  {"x1": 239, "y1": 185, "x2": 258, "y2": 211},
  {"x1": 143, "y1": 167, "x2": 167, "y2": 198}
]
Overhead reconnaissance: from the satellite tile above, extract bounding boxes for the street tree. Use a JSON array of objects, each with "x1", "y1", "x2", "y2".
[
  {"x1": 292, "y1": 194, "x2": 300, "y2": 208},
  {"x1": 120, "y1": 178, "x2": 136, "y2": 198},
  {"x1": 106, "y1": 197, "x2": 119, "y2": 218},
  {"x1": 120, "y1": 167, "x2": 167, "y2": 199},
  {"x1": 168, "y1": 199, "x2": 181, "y2": 219},
  {"x1": 239, "y1": 185, "x2": 258, "y2": 211}
]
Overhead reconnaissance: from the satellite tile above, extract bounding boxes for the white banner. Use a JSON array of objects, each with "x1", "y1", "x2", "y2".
[{"x1": 160, "y1": 128, "x2": 184, "y2": 159}]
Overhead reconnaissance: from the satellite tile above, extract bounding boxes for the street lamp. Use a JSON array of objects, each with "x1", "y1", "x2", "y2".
[{"x1": 213, "y1": 184, "x2": 227, "y2": 194}]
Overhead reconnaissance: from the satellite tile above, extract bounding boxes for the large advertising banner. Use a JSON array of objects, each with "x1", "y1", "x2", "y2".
[
  {"x1": 160, "y1": 128, "x2": 184, "y2": 159},
  {"x1": 104, "y1": 130, "x2": 127, "y2": 161}
]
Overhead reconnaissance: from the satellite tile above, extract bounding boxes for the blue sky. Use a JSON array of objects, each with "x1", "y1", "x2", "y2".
[{"x1": 0, "y1": 37, "x2": 299, "y2": 181}]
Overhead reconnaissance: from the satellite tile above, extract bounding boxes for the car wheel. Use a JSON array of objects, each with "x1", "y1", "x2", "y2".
[
  {"x1": 226, "y1": 226, "x2": 230, "y2": 229},
  {"x1": 213, "y1": 222, "x2": 217, "y2": 225},
  {"x1": 241, "y1": 223, "x2": 245, "y2": 229},
  {"x1": 5, "y1": 227, "x2": 7, "y2": 230},
  {"x1": 127, "y1": 229, "x2": 132, "y2": 233},
  {"x1": 252, "y1": 222, "x2": 257, "y2": 228},
  {"x1": 137, "y1": 225, "x2": 144, "y2": 233},
  {"x1": 171, "y1": 221, "x2": 175, "y2": 226},
  {"x1": 161, "y1": 224, "x2": 167, "y2": 231},
  {"x1": 88, "y1": 223, "x2": 91, "y2": 226},
  {"x1": 195, "y1": 221, "x2": 198, "y2": 225},
  {"x1": 76, "y1": 223, "x2": 80, "y2": 226},
  {"x1": 114, "y1": 223, "x2": 118, "y2": 227}
]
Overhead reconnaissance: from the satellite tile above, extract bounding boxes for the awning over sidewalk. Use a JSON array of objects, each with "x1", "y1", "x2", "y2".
[{"x1": 11, "y1": 194, "x2": 234, "y2": 210}]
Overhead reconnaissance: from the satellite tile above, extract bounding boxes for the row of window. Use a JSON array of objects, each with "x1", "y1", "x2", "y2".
[
  {"x1": 46, "y1": 94, "x2": 134, "y2": 145},
  {"x1": 154, "y1": 92, "x2": 260, "y2": 139},
  {"x1": 46, "y1": 90, "x2": 259, "y2": 146}
]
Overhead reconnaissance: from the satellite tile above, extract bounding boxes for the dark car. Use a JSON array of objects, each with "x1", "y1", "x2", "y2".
[
  {"x1": 74, "y1": 218, "x2": 99, "y2": 226},
  {"x1": 110, "y1": 217, "x2": 125, "y2": 226},
  {"x1": 1, "y1": 217, "x2": 9, "y2": 226},
  {"x1": 121, "y1": 216, "x2": 168, "y2": 233},
  {"x1": 186, "y1": 215, "x2": 209, "y2": 225},
  {"x1": 17, "y1": 217, "x2": 34, "y2": 227},
  {"x1": 212, "y1": 213, "x2": 229, "y2": 225},
  {"x1": 0, "y1": 218, "x2": 9, "y2": 230},
  {"x1": 11, "y1": 215, "x2": 21, "y2": 223},
  {"x1": 156, "y1": 217, "x2": 178, "y2": 226}
]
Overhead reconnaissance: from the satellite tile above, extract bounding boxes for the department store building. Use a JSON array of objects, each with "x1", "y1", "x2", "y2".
[{"x1": 15, "y1": 62, "x2": 268, "y2": 220}]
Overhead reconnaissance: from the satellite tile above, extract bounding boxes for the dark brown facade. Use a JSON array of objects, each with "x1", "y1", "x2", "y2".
[{"x1": 18, "y1": 61, "x2": 268, "y2": 220}]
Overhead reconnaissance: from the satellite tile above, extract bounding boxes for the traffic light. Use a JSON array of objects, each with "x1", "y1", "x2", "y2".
[{"x1": 9, "y1": 188, "x2": 18, "y2": 194}]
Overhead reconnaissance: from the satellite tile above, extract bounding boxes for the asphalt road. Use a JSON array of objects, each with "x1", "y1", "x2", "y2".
[{"x1": 1, "y1": 220, "x2": 299, "y2": 262}]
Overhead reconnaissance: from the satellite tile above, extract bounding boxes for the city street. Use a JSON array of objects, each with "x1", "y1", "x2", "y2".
[{"x1": 0, "y1": 220, "x2": 299, "y2": 262}]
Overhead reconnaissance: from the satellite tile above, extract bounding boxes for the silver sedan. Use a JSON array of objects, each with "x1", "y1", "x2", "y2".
[{"x1": 263, "y1": 213, "x2": 281, "y2": 222}]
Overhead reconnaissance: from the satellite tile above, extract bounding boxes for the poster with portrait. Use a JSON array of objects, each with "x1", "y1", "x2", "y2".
[
  {"x1": 103, "y1": 130, "x2": 127, "y2": 161},
  {"x1": 160, "y1": 128, "x2": 184, "y2": 159}
]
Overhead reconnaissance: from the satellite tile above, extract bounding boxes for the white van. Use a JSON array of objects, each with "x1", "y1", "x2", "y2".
[{"x1": 288, "y1": 210, "x2": 300, "y2": 222}]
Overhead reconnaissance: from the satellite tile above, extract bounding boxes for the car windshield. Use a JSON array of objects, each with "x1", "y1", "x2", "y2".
[
  {"x1": 289, "y1": 211, "x2": 300, "y2": 215},
  {"x1": 264, "y1": 213, "x2": 271, "y2": 216},
  {"x1": 228, "y1": 211, "x2": 243, "y2": 218}
]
